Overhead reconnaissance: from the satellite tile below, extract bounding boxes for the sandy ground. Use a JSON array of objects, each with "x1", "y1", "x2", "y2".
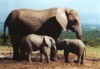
[{"x1": 0, "y1": 54, "x2": 100, "y2": 69}]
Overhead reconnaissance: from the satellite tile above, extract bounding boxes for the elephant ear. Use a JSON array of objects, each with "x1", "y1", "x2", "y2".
[
  {"x1": 56, "y1": 8, "x2": 68, "y2": 31},
  {"x1": 44, "y1": 36, "x2": 51, "y2": 47}
]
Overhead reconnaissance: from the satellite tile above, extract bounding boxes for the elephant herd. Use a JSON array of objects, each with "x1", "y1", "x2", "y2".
[{"x1": 3, "y1": 7, "x2": 85, "y2": 64}]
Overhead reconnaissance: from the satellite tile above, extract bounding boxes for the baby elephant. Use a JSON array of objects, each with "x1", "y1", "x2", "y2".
[
  {"x1": 20, "y1": 34, "x2": 57, "y2": 63},
  {"x1": 57, "y1": 39, "x2": 86, "y2": 64}
]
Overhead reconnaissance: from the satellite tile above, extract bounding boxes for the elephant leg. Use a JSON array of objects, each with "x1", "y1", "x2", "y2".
[
  {"x1": 19, "y1": 48, "x2": 23, "y2": 60},
  {"x1": 13, "y1": 45, "x2": 20, "y2": 60},
  {"x1": 21, "y1": 49, "x2": 27, "y2": 60},
  {"x1": 75, "y1": 54, "x2": 81, "y2": 64},
  {"x1": 43, "y1": 47, "x2": 50, "y2": 63},
  {"x1": 64, "y1": 50, "x2": 69, "y2": 63},
  {"x1": 40, "y1": 52, "x2": 44, "y2": 62},
  {"x1": 81, "y1": 52, "x2": 85, "y2": 64},
  {"x1": 26, "y1": 52, "x2": 32, "y2": 62},
  {"x1": 43, "y1": 52, "x2": 50, "y2": 63},
  {"x1": 22, "y1": 52, "x2": 27, "y2": 60},
  {"x1": 11, "y1": 38, "x2": 20, "y2": 60},
  {"x1": 19, "y1": 46, "x2": 27, "y2": 61},
  {"x1": 50, "y1": 47, "x2": 57, "y2": 61}
]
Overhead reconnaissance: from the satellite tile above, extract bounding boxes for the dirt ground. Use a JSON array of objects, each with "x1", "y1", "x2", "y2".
[{"x1": 0, "y1": 54, "x2": 100, "y2": 69}]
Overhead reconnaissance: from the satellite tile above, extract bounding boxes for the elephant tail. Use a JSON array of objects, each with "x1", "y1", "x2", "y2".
[
  {"x1": 84, "y1": 47, "x2": 86, "y2": 57},
  {"x1": 2, "y1": 12, "x2": 12, "y2": 45}
]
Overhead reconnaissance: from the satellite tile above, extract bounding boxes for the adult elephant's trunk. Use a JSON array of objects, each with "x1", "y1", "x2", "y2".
[{"x1": 75, "y1": 27, "x2": 82, "y2": 40}]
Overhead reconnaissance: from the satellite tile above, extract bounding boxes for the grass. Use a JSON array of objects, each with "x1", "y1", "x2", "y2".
[
  {"x1": 0, "y1": 45, "x2": 100, "y2": 58},
  {"x1": 0, "y1": 45, "x2": 12, "y2": 51},
  {"x1": 86, "y1": 46, "x2": 100, "y2": 58}
]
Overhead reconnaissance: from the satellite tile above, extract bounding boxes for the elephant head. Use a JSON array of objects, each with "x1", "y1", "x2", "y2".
[
  {"x1": 55, "y1": 7, "x2": 82, "y2": 40},
  {"x1": 43, "y1": 36, "x2": 57, "y2": 61}
]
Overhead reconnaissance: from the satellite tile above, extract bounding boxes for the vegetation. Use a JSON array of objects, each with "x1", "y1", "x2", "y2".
[
  {"x1": 60, "y1": 30, "x2": 100, "y2": 46},
  {"x1": 0, "y1": 45, "x2": 12, "y2": 51},
  {"x1": 0, "y1": 30, "x2": 100, "y2": 46},
  {"x1": 0, "y1": 45, "x2": 100, "y2": 58},
  {"x1": 86, "y1": 46, "x2": 100, "y2": 58}
]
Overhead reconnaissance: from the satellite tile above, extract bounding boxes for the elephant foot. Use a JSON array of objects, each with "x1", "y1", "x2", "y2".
[
  {"x1": 80, "y1": 61, "x2": 84, "y2": 65},
  {"x1": 26, "y1": 59, "x2": 32, "y2": 62},
  {"x1": 74, "y1": 60, "x2": 79, "y2": 63},
  {"x1": 47, "y1": 61, "x2": 50, "y2": 63},
  {"x1": 18, "y1": 58, "x2": 23, "y2": 61},
  {"x1": 40, "y1": 60, "x2": 45, "y2": 63},
  {"x1": 50, "y1": 58, "x2": 56, "y2": 62},
  {"x1": 13, "y1": 56, "x2": 20, "y2": 60},
  {"x1": 40, "y1": 59, "x2": 45, "y2": 63},
  {"x1": 40, "y1": 59, "x2": 50, "y2": 63},
  {"x1": 74, "y1": 60, "x2": 81, "y2": 65},
  {"x1": 64, "y1": 59, "x2": 70, "y2": 63},
  {"x1": 29, "y1": 60, "x2": 32, "y2": 62},
  {"x1": 47, "y1": 60, "x2": 50, "y2": 63},
  {"x1": 23, "y1": 55, "x2": 27, "y2": 60},
  {"x1": 64, "y1": 61, "x2": 70, "y2": 63}
]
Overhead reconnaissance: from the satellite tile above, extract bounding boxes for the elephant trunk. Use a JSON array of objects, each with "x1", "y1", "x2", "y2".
[
  {"x1": 50, "y1": 44, "x2": 57, "y2": 61},
  {"x1": 75, "y1": 27, "x2": 82, "y2": 40}
]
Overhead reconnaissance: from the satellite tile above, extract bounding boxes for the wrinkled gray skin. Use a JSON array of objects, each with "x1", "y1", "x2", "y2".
[
  {"x1": 20, "y1": 34, "x2": 57, "y2": 63},
  {"x1": 3, "y1": 7, "x2": 82, "y2": 60},
  {"x1": 57, "y1": 39, "x2": 85, "y2": 64}
]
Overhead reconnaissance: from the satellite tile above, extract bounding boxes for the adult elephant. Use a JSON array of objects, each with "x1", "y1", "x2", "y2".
[{"x1": 3, "y1": 7, "x2": 82, "y2": 60}]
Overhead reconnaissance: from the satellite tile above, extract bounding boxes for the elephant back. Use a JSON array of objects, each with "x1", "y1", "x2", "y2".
[{"x1": 27, "y1": 34, "x2": 44, "y2": 47}]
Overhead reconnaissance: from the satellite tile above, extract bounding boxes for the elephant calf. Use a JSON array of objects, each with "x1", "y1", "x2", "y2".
[
  {"x1": 57, "y1": 39, "x2": 86, "y2": 64},
  {"x1": 20, "y1": 34, "x2": 57, "y2": 63}
]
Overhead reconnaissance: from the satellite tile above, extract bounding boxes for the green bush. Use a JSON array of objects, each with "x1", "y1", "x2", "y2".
[
  {"x1": 60, "y1": 30, "x2": 100, "y2": 46},
  {"x1": 0, "y1": 30, "x2": 100, "y2": 46}
]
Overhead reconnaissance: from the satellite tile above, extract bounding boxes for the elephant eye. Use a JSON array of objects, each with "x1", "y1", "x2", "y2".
[
  {"x1": 73, "y1": 19, "x2": 78, "y2": 25},
  {"x1": 68, "y1": 15, "x2": 73, "y2": 20}
]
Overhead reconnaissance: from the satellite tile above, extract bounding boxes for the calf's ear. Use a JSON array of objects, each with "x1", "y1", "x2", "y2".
[{"x1": 44, "y1": 36, "x2": 51, "y2": 47}]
